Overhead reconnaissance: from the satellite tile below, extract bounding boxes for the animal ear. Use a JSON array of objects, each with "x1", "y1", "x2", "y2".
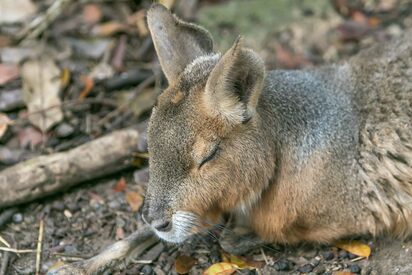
[
  {"x1": 147, "y1": 4, "x2": 214, "y2": 84},
  {"x1": 204, "y1": 37, "x2": 265, "y2": 124}
]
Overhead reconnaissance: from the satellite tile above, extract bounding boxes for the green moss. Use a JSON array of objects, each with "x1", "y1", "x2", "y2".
[{"x1": 197, "y1": 0, "x2": 331, "y2": 51}]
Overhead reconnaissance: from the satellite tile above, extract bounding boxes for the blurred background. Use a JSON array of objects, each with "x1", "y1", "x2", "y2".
[{"x1": 0, "y1": 0, "x2": 412, "y2": 274}]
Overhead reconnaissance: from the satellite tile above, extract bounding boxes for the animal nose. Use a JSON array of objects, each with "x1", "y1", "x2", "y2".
[{"x1": 152, "y1": 219, "x2": 172, "y2": 232}]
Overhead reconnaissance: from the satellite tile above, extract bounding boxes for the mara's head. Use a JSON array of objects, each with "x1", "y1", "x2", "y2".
[{"x1": 143, "y1": 4, "x2": 274, "y2": 243}]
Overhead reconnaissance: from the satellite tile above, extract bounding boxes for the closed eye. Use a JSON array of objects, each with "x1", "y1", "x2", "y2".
[{"x1": 199, "y1": 145, "x2": 220, "y2": 168}]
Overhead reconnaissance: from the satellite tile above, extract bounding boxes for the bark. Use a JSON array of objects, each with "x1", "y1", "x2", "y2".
[{"x1": 0, "y1": 128, "x2": 139, "y2": 209}]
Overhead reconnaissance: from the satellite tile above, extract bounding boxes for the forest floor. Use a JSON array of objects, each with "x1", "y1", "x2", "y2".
[{"x1": 1, "y1": 0, "x2": 412, "y2": 274}]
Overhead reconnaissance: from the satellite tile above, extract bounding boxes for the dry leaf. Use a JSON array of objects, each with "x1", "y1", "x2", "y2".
[
  {"x1": 21, "y1": 57, "x2": 63, "y2": 131},
  {"x1": 125, "y1": 191, "x2": 143, "y2": 212},
  {"x1": 221, "y1": 254, "x2": 256, "y2": 269},
  {"x1": 0, "y1": 0, "x2": 37, "y2": 24},
  {"x1": 82, "y1": 4, "x2": 102, "y2": 25},
  {"x1": 0, "y1": 113, "x2": 13, "y2": 139},
  {"x1": 60, "y1": 68, "x2": 71, "y2": 88},
  {"x1": 128, "y1": 10, "x2": 149, "y2": 37},
  {"x1": 175, "y1": 255, "x2": 197, "y2": 274},
  {"x1": 202, "y1": 263, "x2": 238, "y2": 275},
  {"x1": 113, "y1": 177, "x2": 127, "y2": 192},
  {"x1": 79, "y1": 75, "x2": 94, "y2": 100},
  {"x1": 336, "y1": 240, "x2": 371, "y2": 258},
  {"x1": 0, "y1": 64, "x2": 19, "y2": 85},
  {"x1": 333, "y1": 272, "x2": 355, "y2": 275},
  {"x1": 91, "y1": 22, "x2": 128, "y2": 37}
]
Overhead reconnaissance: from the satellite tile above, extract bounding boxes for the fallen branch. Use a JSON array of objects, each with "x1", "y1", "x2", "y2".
[
  {"x1": 0, "y1": 128, "x2": 139, "y2": 209},
  {"x1": 48, "y1": 226, "x2": 157, "y2": 275}
]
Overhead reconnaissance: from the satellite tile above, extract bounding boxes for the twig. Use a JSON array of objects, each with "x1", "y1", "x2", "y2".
[
  {"x1": 97, "y1": 74, "x2": 156, "y2": 127},
  {"x1": 0, "y1": 251, "x2": 10, "y2": 275},
  {"x1": 260, "y1": 248, "x2": 269, "y2": 265},
  {"x1": 0, "y1": 247, "x2": 36, "y2": 254},
  {"x1": 35, "y1": 220, "x2": 44, "y2": 275},
  {"x1": 0, "y1": 236, "x2": 10, "y2": 248},
  {"x1": 18, "y1": 0, "x2": 76, "y2": 42}
]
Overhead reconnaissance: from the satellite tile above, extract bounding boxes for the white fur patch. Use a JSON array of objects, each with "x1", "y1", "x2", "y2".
[
  {"x1": 182, "y1": 53, "x2": 221, "y2": 77},
  {"x1": 154, "y1": 211, "x2": 200, "y2": 243}
]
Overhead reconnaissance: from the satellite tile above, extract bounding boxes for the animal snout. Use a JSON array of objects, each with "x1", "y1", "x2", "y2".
[
  {"x1": 152, "y1": 219, "x2": 172, "y2": 232},
  {"x1": 141, "y1": 200, "x2": 172, "y2": 232}
]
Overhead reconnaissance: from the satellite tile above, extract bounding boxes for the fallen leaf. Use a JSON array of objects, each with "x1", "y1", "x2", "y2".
[
  {"x1": 175, "y1": 255, "x2": 197, "y2": 274},
  {"x1": 222, "y1": 252, "x2": 259, "y2": 269},
  {"x1": 125, "y1": 191, "x2": 144, "y2": 212},
  {"x1": 79, "y1": 75, "x2": 94, "y2": 100},
  {"x1": 0, "y1": 64, "x2": 19, "y2": 85},
  {"x1": 91, "y1": 21, "x2": 129, "y2": 37},
  {"x1": 0, "y1": 113, "x2": 13, "y2": 139},
  {"x1": 333, "y1": 272, "x2": 355, "y2": 275},
  {"x1": 128, "y1": 10, "x2": 149, "y2": 37},
  {"x1": 0, "y1": 0, "x2": 37, "y2": 24},
  {"x1": 202, "y1": 263, "x2": 238, "y2": 275},
  {"x1": 60, "y1": 68, "x2": 71, "y2": 88},
  {"x1": 336, "y1": 240, "x2": 371, "y2": 258},
  {"x1": 21, "y1": 57, "x2": 63, "y2": 131},
  {"x1": 113, "y1": 177, "x2": 127, "y2": 192},
  {"x1": 82, "y1": 4, "x2": 102, "y2": 25}
]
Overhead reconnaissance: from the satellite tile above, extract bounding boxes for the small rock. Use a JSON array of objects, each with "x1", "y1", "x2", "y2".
[
  {"x1": 350, "y1": 264, "x2": 361, "y2": 274},
  {"x1": 63, "y1": 209, "x2": 72, "y2": 218},
  {"x1": 140, "y1": 265, "x2": 153, "y2": 275},
  {"x1": 153, "y1": 266, "x2": 165, "y2": 275},
  {"x1": 348, "y1": 252, "x2": 358, "y2": 259},
  {"x1": 273, "y1": 259, "x2": 290, "y2": 271},
  {"x1": 322, "y1": 250, "x2": 334, "y2": 261},
  {"x1": 51, "y1": 201, "x2": 65, "y2": 211},
  {"x1": 56, "y1": 123, "x2": 75, "y2": 138},
  {"x1": 134, "y1": 168, "x2": 149, "y2": 184},
  {"x1": 141, "y1": 242, "x2": 165, "y2": 261},
  {"x1": 339, "y1": 250, "x2": 349, "y2": 259},
  {"x1": 313, "y1": 265, "x2": 326, "y2": 274},
  {"x1": 66, "y1": 202, "x2": 81, "y2": 212},
  {"x1": 12, "y1": 213, "x2": 23, "y2": 223},
  {"x1": 108, "y1": 200, "x2": 120, "y2": 209},
  {"x1": 298, "y1": 263, "x2": 314, "y2": 273}
]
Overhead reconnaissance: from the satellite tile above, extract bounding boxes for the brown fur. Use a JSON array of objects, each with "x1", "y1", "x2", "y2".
[{"x1": 143, "y1": 4, "x2": 412, "y2": 245}]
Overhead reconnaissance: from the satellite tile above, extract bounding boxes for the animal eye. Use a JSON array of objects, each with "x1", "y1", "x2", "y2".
[{"x1": 199, "y1": 145, "x2": 220, "y2": 168}]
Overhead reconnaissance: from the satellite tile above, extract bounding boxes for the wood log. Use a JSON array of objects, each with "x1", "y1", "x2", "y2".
[{"x1": 0, "y1": 128, "x2": 139, "y2": 209}]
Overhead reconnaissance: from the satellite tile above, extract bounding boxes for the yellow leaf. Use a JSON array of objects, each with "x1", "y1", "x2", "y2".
[
  {"x1": 203, "y1": 262, "x2": 238, "y2": 275},
  {"x1": 125, "y1": 191, "x2": 143, "y2": 212},
  {"x1": 335, "y1": 240, "x2": 371, "y2": 258},
  {"x1": 221, "y1": 253, "x2": 256, "y2": 269},
  {"x1": 175, "y1": 255, "x2": 197, "y2": 274}
]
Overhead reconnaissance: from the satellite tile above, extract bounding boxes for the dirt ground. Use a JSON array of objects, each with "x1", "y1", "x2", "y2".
[{"x1": 1, "y1": 0, "x2": 412, "y2": 274}]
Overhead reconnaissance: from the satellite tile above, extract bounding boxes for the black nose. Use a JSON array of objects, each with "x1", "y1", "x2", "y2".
[{"x1": 152, "y1": 220, "x2": 172, "y2": 232}]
